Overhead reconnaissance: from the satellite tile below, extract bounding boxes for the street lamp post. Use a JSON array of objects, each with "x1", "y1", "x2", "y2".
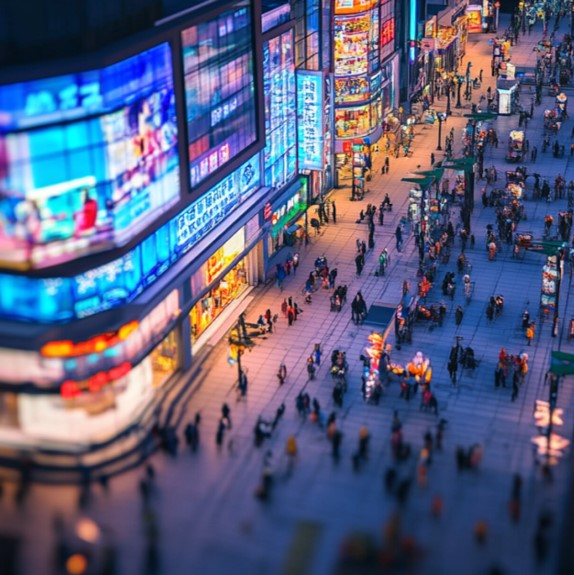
[
  {"x1": 456, "y1": 76, "x2": 463, "y2": 108},
  {"x1": 437, "y1": 113, "x2": 446, "y2": 151},
  {"x1": 446, "y1": 80, "x2": 452, "y2": 115},
  {"x1": 494, "y1": 2, "x2": 500, "y2": 33}
]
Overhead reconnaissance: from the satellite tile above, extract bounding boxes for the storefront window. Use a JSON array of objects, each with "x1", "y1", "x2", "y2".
[
  {"x1": 190, "y1": 259, "x2": 248, "y2": 343},
  {"x1": 150, "y1": 329, "x2": 179, "y2": 388}
]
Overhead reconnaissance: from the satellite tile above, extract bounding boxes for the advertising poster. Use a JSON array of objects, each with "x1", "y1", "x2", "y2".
[
  {"x1": 0, "y1": 43, "x2": 179, "y2": 270},
  {"x1": 466, "y1": 6, "x2": 483, "y2": 33},
  {"x1": 334, "y1": 14, "x2": 370, "y2": 77},
  {"x1": 297, "y1": 71, "x2": 324, "y2": 171}
]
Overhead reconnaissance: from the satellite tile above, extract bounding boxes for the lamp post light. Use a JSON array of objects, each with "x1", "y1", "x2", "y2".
[
  {"x1": 494, "y1": 1, "x2": 500, "y2": 33},
  {"x1": 436, "y1": 112, "x2": 446, "y2": 151},
  {"x1": 455, "y1": 75, "x2": 463, "y2": 108}
]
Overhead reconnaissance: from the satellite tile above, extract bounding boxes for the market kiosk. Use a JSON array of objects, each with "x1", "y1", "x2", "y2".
[
  {"x1": 497, "y1": 78, "x2": 519, "y2": 115},
  {"x1": 506, "y1": 130, "x2": 524, "y2": 162}
]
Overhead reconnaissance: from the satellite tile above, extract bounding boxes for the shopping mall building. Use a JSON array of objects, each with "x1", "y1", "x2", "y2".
[{"x1": 0, "y1": 0, "x2": 406, "y2": 473}]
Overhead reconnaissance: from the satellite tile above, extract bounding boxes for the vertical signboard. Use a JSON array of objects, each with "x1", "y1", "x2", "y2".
[
  {"x1": 297, "y1": 70, "x2": 325, "y2": 171},
  {"x1": 323, "y1": 73, "x2": 334, "y2": 190}
]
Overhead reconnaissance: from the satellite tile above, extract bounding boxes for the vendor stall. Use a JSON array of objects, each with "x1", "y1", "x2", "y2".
[
  {"x1": 506, "y1": 130, "x2": 524, "y2": 163},
  {"x1": 540, "y1": 256, "x2": 558, "y2": 319},
  {"x1": 544, "y1": 109, "x2": 561, "y2": 134},
  {"x1": 497, "y1": 79, "x2": 519, "y2": 115}
]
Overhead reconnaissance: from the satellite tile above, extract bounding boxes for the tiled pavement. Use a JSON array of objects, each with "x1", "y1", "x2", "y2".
[{"x1": 2, "y1": 14, "x2": 574, "y2": 575}]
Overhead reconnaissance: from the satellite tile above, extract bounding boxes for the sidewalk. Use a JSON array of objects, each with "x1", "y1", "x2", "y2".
[{"x1": 1, "y1": 14, "x2": 574, "y2": 575}]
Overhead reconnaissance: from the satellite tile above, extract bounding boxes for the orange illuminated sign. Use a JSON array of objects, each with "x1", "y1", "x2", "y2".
[
  {"x1": 60, "y1": 362, "x2": 132, "y2": 397},
  {"x1": 41, "y1": 321, "x2": 139, "y2": 358},
  {"x1": 334, "y1": 0, "x2": 374, "y2": 15}
]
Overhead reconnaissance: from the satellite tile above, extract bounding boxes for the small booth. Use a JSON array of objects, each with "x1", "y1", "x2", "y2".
[
  {"x1": 506, "y1": 130, "x2": 524, "y2": 163},
  {"x1": 497, "y1": 78, "x2": 519, "y2": 115}
]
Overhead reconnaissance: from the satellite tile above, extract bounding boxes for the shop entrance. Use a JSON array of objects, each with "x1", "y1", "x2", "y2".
[{"x1": 190, "y1": 258, "x2": 249, "y2": 343}]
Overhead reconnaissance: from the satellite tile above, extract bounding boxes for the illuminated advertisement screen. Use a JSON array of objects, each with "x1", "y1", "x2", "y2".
[
  {"x1": 335, "y1": 77, "x2": 370, "y2": 104},
  {"x1": 334, "y1": 14, "x2": 370, "y2": 77},
  {"x1": 263, "y1": 30, "x2": 297, "y2": 190},
  {"x1": 334, "y1": 0, "x2": 374, "y2": 15},
  {"x1": 0, "y1": 43, "x2": 179, "y2": 270},
  {"x1": 297, "y1": 71, "x2": 324, "y2": 171},
  {"x1": 0, "y1": 156, "x2": 260, "y2": 323},
  {"x1": 181, "y1": 3, "x2": 258, "y2": 189}
]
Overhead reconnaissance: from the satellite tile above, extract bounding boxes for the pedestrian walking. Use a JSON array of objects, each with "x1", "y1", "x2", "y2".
[
  {"x1": 430, "y1": 152, "x2": 435, "y2": 166},
  {"x1": 221, "y1": 403, "x2": 232, "y2": 429},
  {"x1": 378, "y1": 204, "x2": 384, "y2": 226},
  {"x1": 331, "y1": 201, "x2": 337, "y2": 224},
  {"x1": 287, "y1": 304, "x2": 294, "y2": 326},
  {"x1": 511, "y1": 375, "x2": 519, "y2": 401},
  {"x1": 368, "y1": 229, "x2": 375, "y2": 251},
  {"x1": 358, "y1": 426, "x2": 370, "y2": 460},
  {"x1": 215, "y1": 418, "x2": 226, "y2": 450},
  {"x1": 526, "y1": 321, "x2": 535, "y2": 346},
  {"x1": 395, "y1": 225, "x2": 403, "y2": 251},
  {"x1": 285, "y1": 434, "x2": 297, "y2": 473},
  {"x1": 385, "y1": 156, "x2": 390, "y2": 173},
  {"x1": 355, "y1": 253, "x2": 364, "y2": 276},
  {"x1": 313, "y1": 343, "x2": 322, "y2": 366}
]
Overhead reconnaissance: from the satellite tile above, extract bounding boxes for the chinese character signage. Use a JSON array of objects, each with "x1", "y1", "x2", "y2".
[
  {"x1": 297, "y1": 71, "x2": 324, "y2": 171},
  {"x1": 174, "y1": 156, "x2": 260, "y2": 257}
]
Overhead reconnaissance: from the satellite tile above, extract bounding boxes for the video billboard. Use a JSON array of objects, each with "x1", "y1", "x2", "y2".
[
  {"x1": 181, "y1": 3, "x2": 258, "y2": 190},
  {"x1": 0, "y1": 155, "x2": 261, "y2": 323},
  {"x1": 0, "y1": 43, "x2": 179, "y2": 270}
]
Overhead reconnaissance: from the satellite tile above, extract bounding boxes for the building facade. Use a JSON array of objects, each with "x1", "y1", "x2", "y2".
[{"x1": 0, "y1": 0, "x2": 272, "y2": 461}]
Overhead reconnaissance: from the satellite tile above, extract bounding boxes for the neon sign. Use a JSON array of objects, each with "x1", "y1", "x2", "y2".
[
  {"x1": 61, "y1": 361, "x2": 132, "y2": 397},
  {"x1": 297, "y1": 71, "x2": 324, "y2": 171},
  {"x1": 41, "y1": 321, "x2": 139, "y2": 358}
]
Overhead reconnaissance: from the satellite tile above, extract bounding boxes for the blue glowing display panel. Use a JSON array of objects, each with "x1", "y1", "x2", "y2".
[
  {"x1": 263, "y1": 31, "x2": 297, "y2": 190},
  {"x1": 181, "y1": 3, "x2": 258, "y2": 189},
  {"x1": 296, "y1": 71, "x2": 324, "y2": 171},
  {"x1": 0, "y1": 43, "x2": 179, "y2": 270},
  {"x1": 0, "y1": 155, "x2": 260, "y2": 323}
]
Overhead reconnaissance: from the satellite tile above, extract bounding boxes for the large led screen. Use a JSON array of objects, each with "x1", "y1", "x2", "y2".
[
  {"x1": 0, "y1": 43, "x2": 179, "y2": 270},
  {"x1": 181, "y1": 3, "x2": 258, "y2": 189},
  {"x1": 0, "y1": 155, "x2": 260, "y2": 323}
]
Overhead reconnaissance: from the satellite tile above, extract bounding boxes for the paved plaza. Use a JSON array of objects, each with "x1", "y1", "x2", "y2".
[{"x1": 2, "y1": 14, "x2": 574, "y2": 575}]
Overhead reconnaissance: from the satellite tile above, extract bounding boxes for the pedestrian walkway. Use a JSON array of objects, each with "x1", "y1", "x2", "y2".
[{"x1": 1, "y1": 14, "x2": 574, "y2": 575}]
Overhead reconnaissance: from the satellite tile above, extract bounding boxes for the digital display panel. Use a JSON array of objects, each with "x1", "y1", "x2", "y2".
[
  {"x1": 0, "y1": 43, "x2": 179, "y2": 270},
  {"x1": 297, "y1": 71, "x2": 324, "y2": 171},
  {"x1": 181, "y1": 3, "x2": 258, "y2": 189},
  {"x1": 0, "y1": 156, "x2": 260, "y2": 323},
  {"x1": 263, "y1": 31, "x2": 297, "y2": 190},
  {"x1": 334, "y1": 14, "x2": 370, "y2": 77}
]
